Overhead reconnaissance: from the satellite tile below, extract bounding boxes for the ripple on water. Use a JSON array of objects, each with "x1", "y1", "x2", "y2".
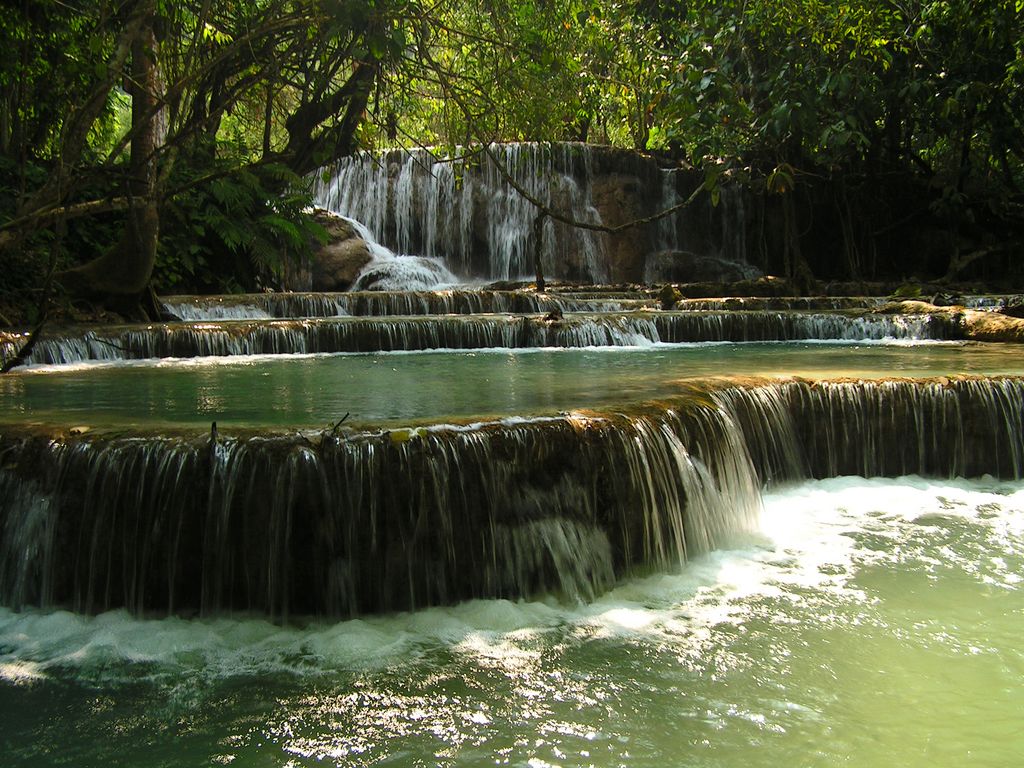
[{"x1": 1, "y1": 476, "x2": 1023, "y2": 767}]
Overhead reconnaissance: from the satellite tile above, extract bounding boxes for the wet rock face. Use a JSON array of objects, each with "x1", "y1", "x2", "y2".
[
  {"x1": 588, "y1": 172, "x2": 653, "y2": 282},
  {"x1": 310, "y1": 215, "x2": 372, "y2": 291},
  {"x1": 1000, "y1": 296, "x2": 1024, "y2": 319}
]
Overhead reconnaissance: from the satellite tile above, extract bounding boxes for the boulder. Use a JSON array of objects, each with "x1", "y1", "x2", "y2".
[
  {"x1": 658, "y1": 284, "x2": 682, "y2": 310},
  {"x1": 309, "y1": 213, "x2": 373, "y2": 291},
  {"x1": 999, "y1": 296, "x2": 1024, "y2": 319}
]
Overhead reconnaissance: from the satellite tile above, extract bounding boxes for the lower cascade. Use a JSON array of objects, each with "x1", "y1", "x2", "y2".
[{"x1": 1, "y1": 376, "x2": 1020, "y2": 619}]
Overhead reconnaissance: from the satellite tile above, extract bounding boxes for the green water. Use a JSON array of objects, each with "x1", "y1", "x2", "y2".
[
  {"x1": 2, "y1": 342, "x2": 1022, "y2": 429},
  {"x1": 1, "y1": 476, "x2": 1021, "y2": 766}
]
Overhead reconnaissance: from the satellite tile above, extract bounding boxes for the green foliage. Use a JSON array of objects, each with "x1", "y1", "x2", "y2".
[
  {"x1": 648, "y1": 0, "x2": 1023, "y2": 192},
  {"x1": 1, "y1": 0, "x2": 412, "y2": 303},
  {"x1": 0, "y1": 1, "x2": 120, "y2": 163},
  {"x1": 0, "y1": 154, "x2": 119, "y2": 304},
  {"x1": 158, "y1": 151, "x2": 324, "y2": 293},
  {"x1": 2, "y1": 0, "x2": 1022, "y2": 302},
  {"x1": 372, "y1": 0, "x2": 610, "y2": 146}
]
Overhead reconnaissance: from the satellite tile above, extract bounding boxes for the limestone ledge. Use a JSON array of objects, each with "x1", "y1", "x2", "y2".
[{"x1": 885, "y1": 300, "x2": 1024, "y2": 343}]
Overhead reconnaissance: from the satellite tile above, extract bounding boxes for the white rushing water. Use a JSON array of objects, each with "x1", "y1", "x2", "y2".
[
  {"x1": 342, "y1": 214, "x2": 461, "y2": 291},
  {"x1": 314, "y1": 144, "x2": 611, "y2": 282},
  {"x1": 2, "y1": 476, "x2": 1022, "y2": 766}
]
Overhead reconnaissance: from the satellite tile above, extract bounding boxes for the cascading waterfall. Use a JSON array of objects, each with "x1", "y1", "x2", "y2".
[
  {"x1": 657, "y1": 168, "x2": 680, "y2": 254},
  {"x1": 341, "y1": 214, "x2": 460, "y2": 291},
  {"x1": 5, "y1": 316, "x2": 662, "y2": 364},
  {"x1": 711, "y1": 377, "x2": 1024, "y2": 482},
  {"x1": 719, "y1": 183, "x2": 749, "y2": 265},
  {"x1": 645, "y1": 167, "x2": 756, "y2": 283},
  {"x1": 674, "y1": 296, "x2": 890, "y2": 311},
  {"x1": 651, "y1": 310, "x2": 953, "y2": 342},
  {"x1": 0, "y1": 404, "x2": 763, "y2": 617},
  {"x1": 162, "y1": 302, "x2": 275, "y2": 321},
  {"x1": 313, "y1": 144, "x2": 610, "y2": 282},
  {"x1": 3, "y1": 311, "x2": 955, "y2": 365},
  {"x1": 1, "y1": 376, "x2": 1021, "y2": 619},
  {"x1": 162, "y1": 290, "x2": 636, "y2": 321}
]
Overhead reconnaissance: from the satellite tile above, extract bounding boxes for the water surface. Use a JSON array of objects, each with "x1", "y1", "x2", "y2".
[
  {"x1": 2, "y1": 342, "x2": 1021, "y2": 429},
  {"x1": 1, "y1": 476, "x2": 1021, "y2": 766}
]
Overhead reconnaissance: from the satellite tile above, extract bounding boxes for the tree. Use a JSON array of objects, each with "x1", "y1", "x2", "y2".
[
  {"x1": 644, "y1": 0, "x2": 1023, "y2": 281},
  {"x1": 2, "y1": 0, "x2": 1022, "y2": 314},
  {"x1": 1, "y1": 0, "x2": 410, "y2": 313}
]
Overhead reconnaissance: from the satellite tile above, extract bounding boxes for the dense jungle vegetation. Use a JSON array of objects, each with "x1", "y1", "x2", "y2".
[{"x1": 0, "y1": 0, "x2": 1022, "y2": 321}]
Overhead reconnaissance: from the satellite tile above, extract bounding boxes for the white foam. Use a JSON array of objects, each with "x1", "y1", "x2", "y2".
[
  {"x1": 162, "y1": 303, "x2": 273, "y2": 321},
  {"x1": 2, "y1": 476, "x2": 1022, "y2": 686}
]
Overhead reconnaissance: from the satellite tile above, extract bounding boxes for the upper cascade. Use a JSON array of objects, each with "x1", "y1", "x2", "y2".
[{"x1": 314, "y1": 143, "x2": 608, "y2": 282}]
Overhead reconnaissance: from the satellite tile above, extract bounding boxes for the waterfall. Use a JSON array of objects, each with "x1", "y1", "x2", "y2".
[
  {"x1": 719, "y1": 183, "x2": 749, "y2": 264},
  {"x1": 0, "y1": 404, "x2": 763, "y2": 618},
  {"x1": 675, "y1": 297, "x2": 889, "y2": 311},
  {"x1": 652, "y1": 310, "x2": 953, "y2": 342},
  {"x1": 657, "y1": 169, "x2": 680, "y2": 254},
  {"x1": 6, "y1": 311, "x2": 953, "y2": 365},
  {"x1": 340, "y1": 214, "x2": 460, "y2": 291},
  {"x1": 1, "y1": 376, "x2": 1021, "y2": 618},
  {"x1": 162, "y1": 291, "x2": 636, "y2": 321},
  {"x1": 643, "y1": 166, "x2": 761, "y2": 284},
  {"x1": 313, "y1": 144, "x2": 610, "y2": 282},
  {"x1": 162, "y1": 302, "x2": 274, "y2": 321}
]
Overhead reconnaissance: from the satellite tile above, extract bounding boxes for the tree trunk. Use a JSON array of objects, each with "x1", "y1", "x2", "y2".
[
  {"x1": 57, "y1": 6, "x2": 163, "y2": 313},
  {"x1": 781, "y1": 192, "x2": 816, "y2": 293},
  {"x1": 0, "y1": 0, "x2": 152, "y2": 258}
]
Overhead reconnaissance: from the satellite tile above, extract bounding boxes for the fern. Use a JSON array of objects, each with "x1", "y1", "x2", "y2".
[{"x1": 155, "y1": 145, "x2": 323, "y2": 292}]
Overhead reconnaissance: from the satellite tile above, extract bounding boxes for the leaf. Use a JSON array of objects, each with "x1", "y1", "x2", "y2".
[
  {"x1": 259, "y1": 214, "x2": 302, "y2": 246},
  {"x1": 767, "y1": 163, "x2": 796, "y2": 195}
]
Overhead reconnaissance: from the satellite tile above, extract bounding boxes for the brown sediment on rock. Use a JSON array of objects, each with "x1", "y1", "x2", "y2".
[
  {"x1": 884, "y1": 300, "x2": 1024, "y2": 342},
  {"x1": 960, "y1": 309, "x2": 1024, "y2": 342},
  {"x1": 673, "y1": 296, "x2": 888, "y2": 311}
]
